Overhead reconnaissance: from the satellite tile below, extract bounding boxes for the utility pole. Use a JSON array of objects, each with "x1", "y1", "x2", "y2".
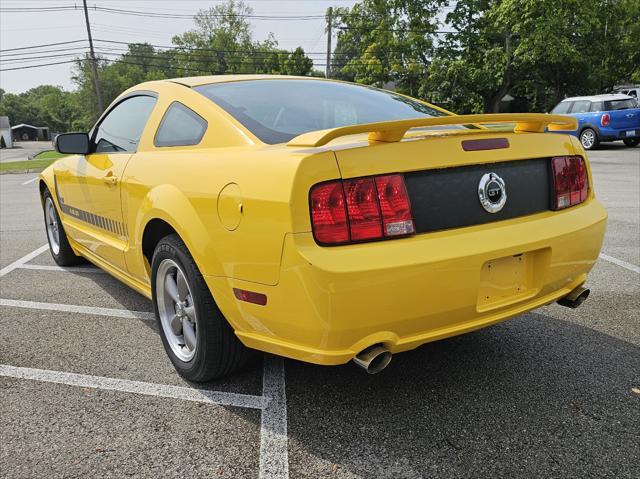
[
  {"x1": 325, "y1": 7, "x2": 332, "y2": 79},
  {"x1": 82, "y1": 0, "x2": 104, "y2": 114}
]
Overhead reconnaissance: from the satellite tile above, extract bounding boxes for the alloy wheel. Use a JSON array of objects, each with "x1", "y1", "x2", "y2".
[{"x1": 156, "y1": 259, "x2": 198, "y2": 362}]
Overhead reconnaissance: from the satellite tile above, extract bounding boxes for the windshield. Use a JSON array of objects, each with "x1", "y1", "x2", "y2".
[{"x1": 195, "y1": 79, "x2": 451, "y2": 144}]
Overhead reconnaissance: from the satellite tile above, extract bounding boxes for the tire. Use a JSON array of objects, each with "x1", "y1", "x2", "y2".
[
  {"x1": 579, "y1": 128, "x2": 599, "y2": 150},
  {"x1": 151, "y1": 234, "x2": 250, "y2": 381},
  {"x1": 42, "y1": 189, "x2": 84, "y2": 266},
  {"x1": 623, "y1": 138, "x2": 639, "y2": 147}
]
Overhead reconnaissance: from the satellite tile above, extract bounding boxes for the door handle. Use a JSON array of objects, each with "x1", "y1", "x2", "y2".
[{"x1": 103, "y1": 172, "x2": 117, "y2": 186}]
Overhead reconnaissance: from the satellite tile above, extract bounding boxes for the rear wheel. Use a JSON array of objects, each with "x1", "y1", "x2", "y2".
[
  {"x1": 151, "y1": 234, "x2": 250, "y2": 381},
  {"x1": 42, "y1": 189, "x2": 84, "y2": 266},
  {"x1": 623, "y1": 138, "x2": 639, "y2": 147},
  {"x1": 579, "y1": 128, "x2": 599, "y2": 150}
]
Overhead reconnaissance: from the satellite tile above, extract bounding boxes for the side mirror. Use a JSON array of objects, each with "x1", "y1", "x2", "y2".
[{"x1": 55, "y1": 133, "x2": 90, "y2": 155}]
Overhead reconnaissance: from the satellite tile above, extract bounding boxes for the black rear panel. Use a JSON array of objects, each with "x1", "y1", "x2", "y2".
[{"x1": 405, "y1": 158, "x2": 550, "y2": 233}]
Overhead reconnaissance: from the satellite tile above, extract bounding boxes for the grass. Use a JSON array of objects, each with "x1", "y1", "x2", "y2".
[
  {"x1": 32, "y1": 150, "x2": 67, "y2": 160},
  {"x1": 0, "y1": 158, "x2": 56, "y2": 173},
  {"x1": 0, "y1": 149, "x2": 67, "y2": 173}
]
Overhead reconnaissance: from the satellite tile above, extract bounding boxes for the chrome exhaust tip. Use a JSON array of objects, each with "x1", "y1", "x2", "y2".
[
  {"x1": 557, "y1": 286, "x2": 590, "y2": 309},
  {"x1": 353, "y1": 345, "x2": 392, "y2": 374}
]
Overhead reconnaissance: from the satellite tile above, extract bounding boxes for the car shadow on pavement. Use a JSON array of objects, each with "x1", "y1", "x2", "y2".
[{"x1": 282, "y1": 312, "x2": 639, "y2": 478}]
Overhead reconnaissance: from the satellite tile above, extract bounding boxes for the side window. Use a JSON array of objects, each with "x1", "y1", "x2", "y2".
[
  {"x1": 94, "y1": 95, "x2": 157, "y2": 153},
  {"x1": 551, "y1": 101, "x2": 571, "y2": 114},
  {"x1": 569, "y1": 100, "x2": 591, "y2": 113},
  {"x1": 154, "y1": 102, "x2": 208, "y2": 147},
  {"x1": 590, "y1": 101, "x2": 603, "y2": 112}
]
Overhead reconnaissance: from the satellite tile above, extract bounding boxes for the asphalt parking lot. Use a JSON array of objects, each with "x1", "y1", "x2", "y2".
[{"x1": 1, "y1": 144, "x2": 638, "y2": 478}]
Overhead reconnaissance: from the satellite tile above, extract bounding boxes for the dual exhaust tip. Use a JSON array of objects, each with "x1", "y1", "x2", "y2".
[
  {"x1": 353, "y1": 344, "x2": 392, "y2": 374},
  {"x1": 557, "y1": 286, "x2": 590, "y2": 309}
]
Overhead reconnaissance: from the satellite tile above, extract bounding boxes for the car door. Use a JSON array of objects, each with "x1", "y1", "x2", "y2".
[
  {"x1": 567, "y1": 100, "x2": 595, "y2": 129},
  {"x1": 55, "y1": 94, "x2": 157, "y2": 272}
]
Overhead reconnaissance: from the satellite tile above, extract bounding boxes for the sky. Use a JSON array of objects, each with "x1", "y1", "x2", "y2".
[{"x1": 0, "y1": 0, "x2": 361, "y2": 94}]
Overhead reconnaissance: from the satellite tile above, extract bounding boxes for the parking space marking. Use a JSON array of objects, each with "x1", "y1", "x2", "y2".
[
  {"x1": 21, "y1": 177, "x2": 39, "y2": 186},
  {"x1": 599, "y1": 253, "x2": 640, "y2": 274},
  {"x1": 0, "y1": 298, "x2": 155, "y2": 321},
  {"x1": 16, "y1": 263, "x2": 107, "y2": 274},
  {"x1": 0, "y1": 364, "x2": 269, "y2": 409},
  {"x1": 0, "y1": 244, "x2": 49, "y2": 277},
  {"x1": 260, "y1": 355, "x2": 289, "y2": 479}
]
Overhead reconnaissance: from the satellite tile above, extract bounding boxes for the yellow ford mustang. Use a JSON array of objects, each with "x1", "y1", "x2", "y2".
[{"x1": 40, "y1": 75, "x2": 607, "y2": 380}]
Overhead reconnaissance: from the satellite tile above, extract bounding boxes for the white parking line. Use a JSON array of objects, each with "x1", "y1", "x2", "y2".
[
  {"x1": 0, "y1": 364, "x2": 268, "y2": 410},
  {"x1": 599, "y1": 253, "x2": 640, "y2": 274},
  {"x1": 16, "y1": 263, "x2": 107, "y2": 274},
  {"x1": 0, "y1": 298, "x2": 155, "y2": 321},
  {"x1": 260, "y1": 355, "x2": 289, "y2": 479},
  {"x1": 0, "y1": 244, "x2": 49, "y2": 277},
  {"x1": 21, "y1": 177, "x2": 39, "y2": 185}
]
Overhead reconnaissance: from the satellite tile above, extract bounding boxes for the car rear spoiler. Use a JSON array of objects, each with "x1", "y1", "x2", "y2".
[{"x1": 286, "y1": 113, "x2": 578, "y2": 147}]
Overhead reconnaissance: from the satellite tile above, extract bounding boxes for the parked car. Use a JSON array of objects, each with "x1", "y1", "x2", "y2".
[
  {"x1": 40, "y1": 76, "x2": 607, "y2": 380},
  {"x1": 613, "y1": 85, "x2": 640, "y2": 101},
  {"x1": 550, "y1": 94, "x2": 640, "y2": 149}
]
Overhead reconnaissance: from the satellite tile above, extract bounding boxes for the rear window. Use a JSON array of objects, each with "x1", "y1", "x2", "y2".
[
  {"x1": 605, "y1": 99, "x2": 637, "y2": 110},
  {"x1": 194, "y1": 79, "x2": 451, "y2": 144}
]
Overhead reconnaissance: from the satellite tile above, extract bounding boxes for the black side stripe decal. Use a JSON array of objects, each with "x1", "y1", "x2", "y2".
[{"x1": 53, "y1": 175, "x2": 126, "y2": 237}]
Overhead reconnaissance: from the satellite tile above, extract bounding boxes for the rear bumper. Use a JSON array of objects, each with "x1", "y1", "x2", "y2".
[
  {"x1": 598, "y1": 126, "x2": 640, "y2": 141},
  {"x1": 207, "y1": 199, "x2": 607, "y2": 365}
]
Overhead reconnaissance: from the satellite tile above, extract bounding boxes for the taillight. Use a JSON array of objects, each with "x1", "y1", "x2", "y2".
[
  {"x1": 310, "y1": 174, "x2": 415, "y2": 245},
  {"x1": 309, "y1": 181, "x2": 349, "y2": 244},
  {"x1": 375, "y1": 175, "x2": 415, "y2": 236},
  {"x1": 551, "y1": 156, "x2": 588, "y2": 210},
  {"x1": 601, "y1": 113, "x2": 610, "y2": 127}
]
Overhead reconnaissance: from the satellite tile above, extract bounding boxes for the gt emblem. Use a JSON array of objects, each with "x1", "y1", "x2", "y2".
[{"x1": 478, "y1": 172, "x2": 507, "y2": 213}]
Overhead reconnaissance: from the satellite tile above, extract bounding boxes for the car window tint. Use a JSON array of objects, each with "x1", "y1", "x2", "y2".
[
  {"x1": 154, "y1": 102, "x2": 207, "y2": 147},
  {"x1": 195, "y1": 79, "x2": 453, "y2": 144},
  {"x1": 94, "y1": 95, "x2": 157, "y2": 153},
  {"x1": 570, "y1": 101, "x2": 591, "y2": 113},
  {"x1": 590, "y1": 101, "x2": 603, "y2": 112},
  {"x1": 604, "y1": 99, "x2": 636, "y2": 110},
  {"x1": 551, "y1": 102, "x2": 571, "y2": 114}
]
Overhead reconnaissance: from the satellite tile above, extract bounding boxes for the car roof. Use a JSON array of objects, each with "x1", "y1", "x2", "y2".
[
  {"x1": 166, "y1": 74, "x2": 325, "y2": 87},
  {"x1": 560, "y1": 94, "x2": 633, "y2": 102}
]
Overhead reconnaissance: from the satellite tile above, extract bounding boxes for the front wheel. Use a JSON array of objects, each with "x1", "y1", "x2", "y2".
[
  {"x1": 623, "y1": 138, "x2": 639, "y2": 147},
  {"x1": 42, "y1": 189, "x2": 84, "y2": 266},
  {"x1": 579, "y1": 128, "x2": 599, "y2": 150},
  {"x1": 151, "y1": 234, "x2": 250, "y2": 381}
]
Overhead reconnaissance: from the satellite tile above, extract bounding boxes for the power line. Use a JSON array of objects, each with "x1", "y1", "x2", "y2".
[{"x1": 0, "y1": 39, "x2": 87, "y2": 53}]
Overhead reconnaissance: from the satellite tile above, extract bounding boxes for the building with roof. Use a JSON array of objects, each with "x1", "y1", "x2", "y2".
[{"x1": 11, "y1": 123, "x2": 50, "y2": 142}]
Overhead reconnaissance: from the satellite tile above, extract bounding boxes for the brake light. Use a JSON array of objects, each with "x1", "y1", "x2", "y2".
[
  {"x1": 551, "y1": 156, "x2": 588, "y2": 210},
  {"x1": 601, "y1": 113, "x2": 610, "y2": 127},
  {"x1": 310, "y1": 174, "x2": 415, "y2": 245}
]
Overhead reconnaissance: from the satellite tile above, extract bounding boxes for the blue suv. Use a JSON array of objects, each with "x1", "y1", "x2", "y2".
[{"x1": 550, "y1": 94, "x2": 640, "y2": 150}]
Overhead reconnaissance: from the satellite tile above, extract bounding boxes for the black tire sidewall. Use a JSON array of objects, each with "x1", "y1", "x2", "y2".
[{"x1": 623, "y1": 138, "x2": 639, "y2": 147}]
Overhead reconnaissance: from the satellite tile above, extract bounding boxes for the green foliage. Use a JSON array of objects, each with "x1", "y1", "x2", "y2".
[
  {"x1": 0, "y1": 84, "x2": 77, "y2": 132},
  {"x1": 333, "y1": 0, "x2": 640, "y2": 113}
]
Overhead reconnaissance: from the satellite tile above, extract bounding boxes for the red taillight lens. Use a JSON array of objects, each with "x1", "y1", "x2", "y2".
[
  {"x1": 375, "y1": 174, "x2": 415, "y2": 237},
  {"x1": 344, "y1": 178, "x2": 383, "y2": 240},
  {"x1": 551, "y1": 156, "x2": 588, "y2": 210},
  {"x1": 601, "y1": 113, "x2": 610, "y2": 127},
  {"x1": 310, "y1": 181, "x2": 349, "y2": 244},
  {"x1": 310, "y1": 174, "x2": 415, "y2": 245}
]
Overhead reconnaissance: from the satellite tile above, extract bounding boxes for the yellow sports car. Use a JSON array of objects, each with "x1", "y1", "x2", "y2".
[{"x1": 40, "y1": 75, "x2": 607, "y2": 380}]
